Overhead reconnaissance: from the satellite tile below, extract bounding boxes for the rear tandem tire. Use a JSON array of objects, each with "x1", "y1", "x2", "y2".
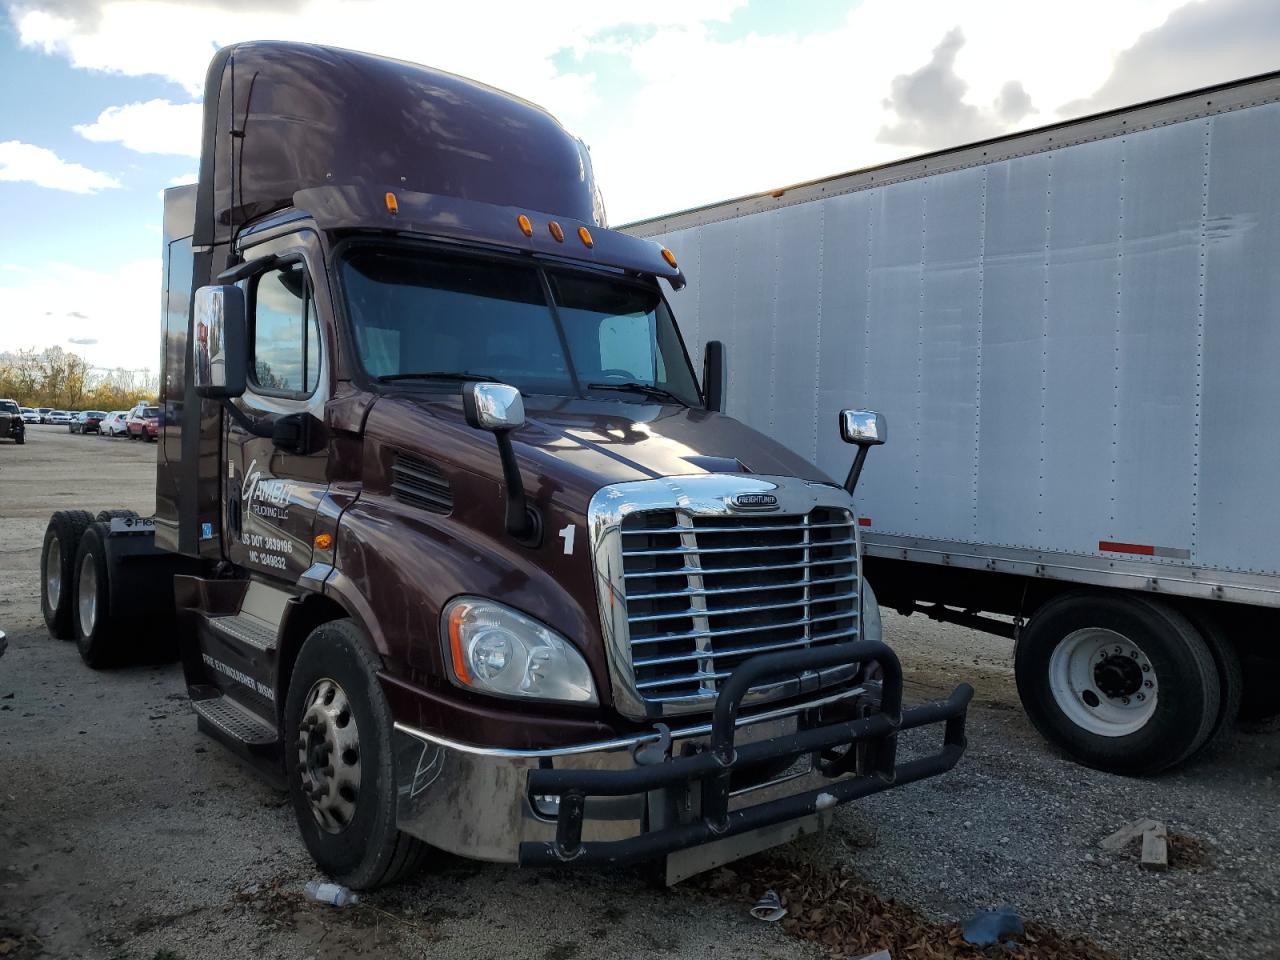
[
  {"x1": 73, "y1": 523, "x2": 120, "y2": 669},
  {"x1": 41, "y1": 510, "x2": 95, "y2": 640},
  {"x1": 284, "y1": 619, "x2": 428, "y2": 890},
  {"x1": 95, "y1": 509, "x2": 140, "y2": 523},
  {"x1": 1015, "y1": 592, "x2": 1220, "y2": 776}
]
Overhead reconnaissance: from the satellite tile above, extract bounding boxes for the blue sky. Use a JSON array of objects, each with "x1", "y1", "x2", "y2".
[{"x1": 1, "y1": 0, "x2": 1276, "y2": 371}]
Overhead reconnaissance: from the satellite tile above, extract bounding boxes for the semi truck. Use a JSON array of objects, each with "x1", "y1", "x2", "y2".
[
  {"x1": 625, "y1": 70, "x2": 1280, "y2": 776},
  {"x1": 37, "y1": 41, "x2": 970, "y2": 889}
]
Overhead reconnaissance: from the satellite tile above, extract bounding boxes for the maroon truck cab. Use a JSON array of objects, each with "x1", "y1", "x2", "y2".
[{"x1": 40, "y1": 41, "x2": 969, "y2": 889}]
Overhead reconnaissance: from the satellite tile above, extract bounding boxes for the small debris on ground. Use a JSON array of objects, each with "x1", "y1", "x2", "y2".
[
  {"x1": 749, "y1": 889, "x2": 787, "y2": 922},
  {"x1": 1140, "y1": 824, "x2": 1168, "y2": 872},
  {"x1": 1098, "y1": 819, "x2": 1160, "y2": 853},
  {"x1": 696, "y1": 855, "x2": 1117, "y2": 959},
  {"x1": 961, "y1": 905, "x2": 1024, "y2": 947}
]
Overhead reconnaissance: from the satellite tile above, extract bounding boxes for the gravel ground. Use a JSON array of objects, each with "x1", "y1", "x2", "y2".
[{"x1": 1, "y1": 426, "x2": 1277, "y2": 960}]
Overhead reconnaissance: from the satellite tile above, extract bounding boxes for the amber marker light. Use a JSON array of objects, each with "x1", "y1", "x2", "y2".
[
  {"x1": 548, "y1": 220, "x2": 565, "y2": 242},
  {"x1": 384, "y1": 192, "x2": 398, "y2": 215},
  {"x1": 517, "y1": 214, "x2": 533, "y2": 237},
  {"x1": 447, "y1": 603, "x2": 473, "y2": 684},
  {"x1": 661, "y1": 247, "x2": 678, "y2": 269},
  {"x1": 578, "y1": 226, "x2": 594, "y2": 248},
  {"x1": 313, "y1": 532, "x2": 333, "y2": 550}
]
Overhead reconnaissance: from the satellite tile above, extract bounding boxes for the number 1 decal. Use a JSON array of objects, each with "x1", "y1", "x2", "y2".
[{"x1": 559, "y1": 524, "x2": 576, "y2": 556}]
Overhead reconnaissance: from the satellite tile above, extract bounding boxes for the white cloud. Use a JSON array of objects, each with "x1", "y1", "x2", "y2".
[
  {"x1": 0, "y1": 259, "x2": 160, "y2": 370},
  {"x1": 169, "y1": 172, "x2": 197, "y2": 185},
  {"x1": 11, "y1": 0, "x2": 1280, "y2": 223},
  {"x1": 74, "y1": 99, "x2": 202, "y2": 156},
  {"x1": 0, "y1": 140, "x2": 120, "y2": 193}
]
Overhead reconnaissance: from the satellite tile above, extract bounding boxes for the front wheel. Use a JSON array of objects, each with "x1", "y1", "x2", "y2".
[
  {"x1": 284, "y1": 620, "x2": 427, "y2": 889},
  {"x1": 1015, "y1": 593, "x2": 1220, "y2": 775}
]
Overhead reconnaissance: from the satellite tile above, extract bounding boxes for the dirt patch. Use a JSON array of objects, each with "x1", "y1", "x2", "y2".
[{"x1": 697, "y1": 856, "x2": 1117, "y2": 960}]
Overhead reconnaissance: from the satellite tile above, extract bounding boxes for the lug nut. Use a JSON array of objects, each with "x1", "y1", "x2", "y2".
[{"x1": 1121, "y1": 696, "x2": 1131, "y2": 705}]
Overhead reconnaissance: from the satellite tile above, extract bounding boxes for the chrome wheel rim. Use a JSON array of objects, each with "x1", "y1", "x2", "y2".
[
  {"x1": 77, "y1": 551, "x2": 97, "y2": 636},
  {"x1": 46, "y1": 538, "x2": 62, "y2": 609},
  {"x1": 1049, "y1": 628, "x2": 1157, "y2": 737},
  {"x1": 297, "y1": 678, "x2": 362, "y2": 834}
]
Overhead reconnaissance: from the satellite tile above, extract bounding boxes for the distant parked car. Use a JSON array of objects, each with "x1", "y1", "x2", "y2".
[
  {"x1": 71, "y1": 410, "x2": 107, "y2": 434},
  {"x1": 0, "y1": 399, "x2": 26, "y2": 444},
  {"x1": 20, "y1": 407, "x2": 40, "y2": 424},
  {"x1": 126, "y1": 403, "x2": 160, "y2": 441},
  {"x1": 37, "y1": 407, "x2": 53, "y2": 423},
  {"x1": 48, "y1": 410, "x2": 73, "y2": 425},
  {"x1": 100, "y1": 411, "x2": 130, "y2": 437}
]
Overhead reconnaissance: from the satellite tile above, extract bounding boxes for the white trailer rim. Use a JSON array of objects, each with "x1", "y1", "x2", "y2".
[{"x1": 1048, "y1": 628, "x2": 1157, "y2": 737}]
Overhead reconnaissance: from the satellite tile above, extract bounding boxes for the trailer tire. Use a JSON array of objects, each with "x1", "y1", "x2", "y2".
[
  {"x1": 41, "y1": 510, "x2": 95, "y2": 639},
  {"x1": 284, "y1": 619, "x2": 427, "y2": 890},
  {"x1": 1184, "y1": 612, "x2": 1243, "y2": 755},
  {"x1": 1015, "y1": 593, "x2": 1219, "y2": 775}
]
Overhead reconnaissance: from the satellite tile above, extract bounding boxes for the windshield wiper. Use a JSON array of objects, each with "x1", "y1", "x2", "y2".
[
  {"x1": 376, "y1": 371, "x2": 501, "y2": 383},
  {"x1": 586, "y1": 381, "x2": 687, "y2": 405}
]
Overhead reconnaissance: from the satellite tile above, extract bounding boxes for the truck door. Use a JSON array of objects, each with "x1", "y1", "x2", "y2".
[{"x1": 223, "y1": 232, "x2": 330, "y2": 581}]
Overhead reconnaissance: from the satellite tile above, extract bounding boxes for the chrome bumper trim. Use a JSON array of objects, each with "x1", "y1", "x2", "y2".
[{"x1": 391, "y1": 684, "x2": 865, "y2": 760}]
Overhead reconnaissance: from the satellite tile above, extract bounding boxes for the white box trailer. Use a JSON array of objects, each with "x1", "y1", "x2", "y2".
[{"x1": 626, "y1": 70, "x2": 1280, "y2": 773}]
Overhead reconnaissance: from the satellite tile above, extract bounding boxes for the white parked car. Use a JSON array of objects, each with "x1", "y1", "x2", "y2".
[
  {"x1": 100, "y1": 411, "x2": 130, "y2": 437},
  {"x1": 48, "y1": 410, "x2": 73, "y2": 425},
  {"x1": 20, "y1": 407, "x2": 40, "y2": 424}
]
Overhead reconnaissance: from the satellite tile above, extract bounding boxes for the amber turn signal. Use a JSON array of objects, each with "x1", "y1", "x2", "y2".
[
  {"x1": 517, "y1": 214, "x2": 533, "y2": 237},
  {"x1": 548, "y1": 221, "x2": 565, "y2": 242},
  {"x1": 661, "y1": 247, "x2": 678, "y2": 269},
  {"x1": 578, "y1": 226, "x2": 594, "y2": 248},
  {"x1": 313, "y1": 532, "x2": 333, "y2": 550},
  {"x1": 447, "y1": 603, "x2": 472, "y2": 684},
  {"x1": 384, "y1": 192, "x2": 398, "y2": 215}
]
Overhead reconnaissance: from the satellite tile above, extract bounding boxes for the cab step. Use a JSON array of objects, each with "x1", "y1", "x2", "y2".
[
  {"x1": 207, "y1": 612, "x2": 278, "y2": 652},
  {"x1": 192, "y1": 691, "x2": 277, "y2": 747}
]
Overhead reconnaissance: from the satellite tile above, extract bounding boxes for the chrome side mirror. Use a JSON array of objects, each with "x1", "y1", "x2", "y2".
[
  {"x1": 462, "y1": 382, "x2": 536, "y2": 543},
  {"x1": 839, "y1": 409, "x2": 886, "y2": 495},
  {"x1": 840, "y1": 409, "x2": 886, "y2": 447},
  {"x1": 192, "y1": 284, "x2": 247, "y2": 398},
  {"x1": 463, "y1": 382, "x2": 525, "y2": 432}
]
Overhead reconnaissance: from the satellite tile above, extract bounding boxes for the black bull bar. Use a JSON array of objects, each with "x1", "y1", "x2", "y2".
[{"x1": 519, "y1": 640, "x2": 973, "y2": 867}]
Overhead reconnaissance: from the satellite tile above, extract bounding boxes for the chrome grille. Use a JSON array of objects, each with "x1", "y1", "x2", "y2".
[{"x1": 619, "y1": 507, "x2": 859, "y2": 706}]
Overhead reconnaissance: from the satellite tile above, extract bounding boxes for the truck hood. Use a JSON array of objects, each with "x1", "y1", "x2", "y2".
[{"x1": 366, "y1": 392, "x2": 838, "y2": 512}]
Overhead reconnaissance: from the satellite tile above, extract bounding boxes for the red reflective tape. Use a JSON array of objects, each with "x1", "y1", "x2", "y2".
[
  {"x1": 857, "y1": 517, "x2": 872, "y2": 527},
  {"x1": 1098, "y1": 541, "x2": 1155, "y2": 556}
]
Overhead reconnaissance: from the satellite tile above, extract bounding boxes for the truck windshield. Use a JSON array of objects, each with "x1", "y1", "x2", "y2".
[{"x1": 340, "y1": 245, "x2": 702, "y2": 405}]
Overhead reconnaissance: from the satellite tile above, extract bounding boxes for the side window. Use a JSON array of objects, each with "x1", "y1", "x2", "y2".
[{"x1": 251, "y1": 261, "x2": 321, "y2": 397}]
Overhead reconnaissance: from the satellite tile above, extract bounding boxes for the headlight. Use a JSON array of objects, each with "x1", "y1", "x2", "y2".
[
  {"x1": 861, "y1": 581, "x2": 883, "y2": 645},
  {"x1": 442, "y1": 598, "x2": 597, "y2": 705}
]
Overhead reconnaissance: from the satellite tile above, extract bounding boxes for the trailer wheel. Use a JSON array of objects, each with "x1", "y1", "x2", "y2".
[
  {"x1": 73, "y1": 523, "x2": 122, "y2": 669},
  {"x1": 284, "y1": 619, "x2": 427, "y2": 889},
  {"x1": 1015, "y1": 593, "x2": 1219, "y2": 775},
  {"x1": 41, "y1": 510, "x2": 95, "y2": 639},
  {"x1": 1184, "y1": 613, "x2": 1243, "y2": 755}
]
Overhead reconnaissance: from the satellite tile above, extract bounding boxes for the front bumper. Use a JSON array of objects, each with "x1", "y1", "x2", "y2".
[{"x1": 392, "y1": 640, "x2": 971, "y2": 870}]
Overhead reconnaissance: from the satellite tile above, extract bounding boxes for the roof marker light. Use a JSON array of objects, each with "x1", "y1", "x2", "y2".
[
  {"x1": 578, "y1": 226, "x2": 594, "y2": 248},
  {"x1": 548, "y1": 221, "x2": 565, "y2": 243},
  {"x1": 661, "y1": 247, "x2": 678, "y2": 269},
  {"x1": 517, "y1": 214, "x2": 533, "y2": 237},
  {"x1": 385, "y1": 192, "x2": 398, "y2": 215}
]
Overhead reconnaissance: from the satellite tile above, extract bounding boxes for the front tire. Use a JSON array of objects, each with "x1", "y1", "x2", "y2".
[
  {"x1": 41, "y1": 510, "x2": 94, "y2": 639},
  {"x1": 1015, "y1": 593, "x2": 1220, "y2": 775},
  {"x1": 284, "y1": 620, "x2": 427, "y2": 889}
]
